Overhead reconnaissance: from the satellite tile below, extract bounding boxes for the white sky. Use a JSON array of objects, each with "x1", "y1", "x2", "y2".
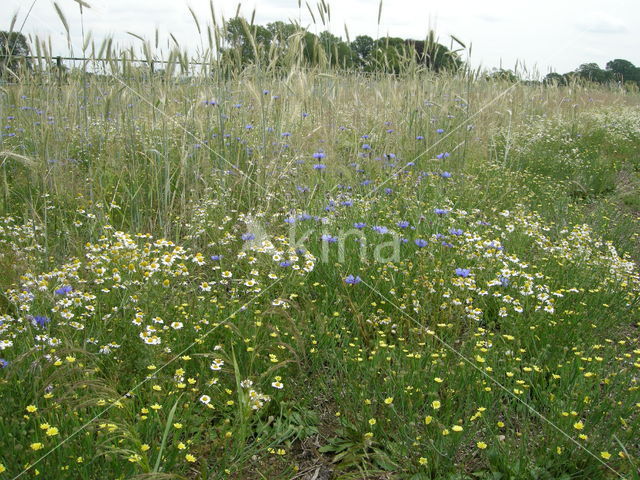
[{"x1": 3, "y1": 0, "x2": 638, "y2": 76}]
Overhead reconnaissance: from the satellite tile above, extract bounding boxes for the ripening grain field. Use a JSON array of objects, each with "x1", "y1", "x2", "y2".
[{"x1": 1, "y1": 68, "x2": 640, "y2": 480}]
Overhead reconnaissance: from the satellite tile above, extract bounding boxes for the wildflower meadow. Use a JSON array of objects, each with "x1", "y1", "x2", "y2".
[{"x1": 1, "y1": 8, "x2": 640, "y2": 480}]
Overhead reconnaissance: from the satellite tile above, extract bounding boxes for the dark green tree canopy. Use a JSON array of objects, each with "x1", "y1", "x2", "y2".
[
  {"x1": 0, "y1": 31, "x2": 32, "y2": 77},
  {"x1": 219, "y1": 17, "x2": 462, "y2": 74},
  {"x1": 606, "y1": 59, "x2": 640, "y2": 83}
]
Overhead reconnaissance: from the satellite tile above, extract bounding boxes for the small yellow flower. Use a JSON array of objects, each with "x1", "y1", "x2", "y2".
[
  {"x1": 173, "y1": 423, "x2": 183, "y2": 429},
  {"x1": 30, "y1": 443, "x2": 44, "y2": 451},
  {"x1": 141, "y1": 444, "x2": 150, "y2": 452},
  {"x1": 368, "y1": 418, "x2": 376, "y2": 426},
  {"x1": 497, "y1": 421, "x2": 505, "y2": 428},
  {"x1": 76, "y1": 457, "x2": 83, "y2": 463},
  {"x1": 573, "y1": 421, "x2": 584, "y2": 430},
  {"x1": 600, "y1": 451, "x2": 611, "y2": 460},
  {"x1": 150, "y1": 403, "x2": 162, "y2": 411},
  {"x1": 46, "y1": 427, "x2": 59, "y2": 437},
  {"x1": 0, "y1": 464, "x2": 5, "y2": 474},
  {"x1": 128, "y1": 454, "x2": 142, "y2": 463},
  {"x1": 424, "y1": 416, "x2": 433, "y2": 425},
  {"x1": 477, "y1": 441, "x2": 488, "y2": 449},
  {"x1": 185, "y1": 453, "x2": 197, "y2": 462},
  {"x1": 384, "y1": 397, "x2": 394, "y2": 405},
  {"x1": 452, "y1": 425, "x2": 463, "y2": 432},
  {"x1": 178, "y1": 442, "x2": 187, "y2": 450},
  {"x1": 432, "y1": 400, "x2": 441, "y2": 410},
  {"x1": 26, "y1": 405, "x2": 38, "y2": 413},
  {"x1": 418, "y1": 457, "x2": 428, "y2": 465}
]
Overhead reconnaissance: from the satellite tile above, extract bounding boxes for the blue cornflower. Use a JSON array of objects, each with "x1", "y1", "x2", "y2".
[
  {"x1": 354, "y1": 222, "x2": 366, "y2": 229},
  {"x1": 344, "y1": 274, "x2": 362, "y2": 285},
  {"x1": 449, "y1": 228, "x2": 463, "y2": 236},
  {"x1": 279, "y1": 260, "x2": 292, "y2": 267},
  {"x1": 321, "y1": 234, "x2": 338, "y2": 243},
  {"x1": 312, "y1": 151, "x2": 326, "y2": 159},
  {"x1": 416, "y1": 135, "x2": 424, "y2": 140},
  {"x1": 436, "y1": 128, "x2": 445, "y2": 134},
  {"x1": 397, "y1": 221, "x2": 410, "y2": 228},
  {"x1": 436, "y1": 152, "x2": 450, "y2": 159},
  {"x1": 362, "y1": 144, "x2": 371, "y2": 150},
  {"x1": 210, "y1": 255, "x2": 222, "y2": 261},
  {"x1": 441, "y1": 171, "x2": 452, "y2": 178},
  {"x1": 313, "y1": 164, "x2": 326, "y2": 170},
  {"x1": 385, "y1": 188, "x2": 393, "y2": 194},
  {"x1": 33, "y1": 315, "x2": 51, "y2": 328},
  {"x1": 54, "y1": 285, "x2": 73, "y2": 295},
  {"x1": 241, "y1": 233, "x2": 255, "y2": 241},
  {"x1": 282, "y1": 132, "x2": 291, "y2": 137},
  {"x1": 415, "y1": 239, "x2": 428, "y2": 247},
  {"x1": 455, "y1": 268, "x2": 470, "y2": 277},
  {"x1": 499, "y1": 276, "x2": 510, "y2": 287},
  {"x1": 372, "y1": 226, "x2": 388, "y2": 234},
  {"x1": 0, "y1": 359, "x2": 8, "y2": 368},
  {"x1": 434, "y1": 208, "x2": 449, "y2": 215}
]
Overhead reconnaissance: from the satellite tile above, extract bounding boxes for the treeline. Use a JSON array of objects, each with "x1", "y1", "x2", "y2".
[
  {"x1": 545, "y1": 59, "x2": 640, "y2": 87},
  {"x1": 220, "y1": 18, "x2": 464, "y2": 73}
]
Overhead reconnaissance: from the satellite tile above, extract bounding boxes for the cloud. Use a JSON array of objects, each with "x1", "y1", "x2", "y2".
[
  {"x1": 475, "y1": 14, "x2": 503, "y2": 23},
  {"x1": 576, "y1": 13, "x2": 627, "y2": 34}
]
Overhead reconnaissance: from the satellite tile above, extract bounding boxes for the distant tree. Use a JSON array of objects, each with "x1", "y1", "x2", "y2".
[
  {"x1": 605, "y1": 58, "x2": 640, "y2": 84},
  {"x1": 575, "y1": 63, "x2": 613, "y2": 84},
  {"x1": 544, "y1": 72, "x2": 567, "y2": 86},
  {"x1": 266, "y1": 21, "x2": 299, "y2": 45},
  {"x1": 350, "y1": 35, "x2": 375, "y2": 69},
  {"x1": 223, "y1": 17, "x2": 272, "y2": 65},
  {"x1": 486, "y1": 68, "x2": 518, "y2": 82},
  {"x1": 372, "y1": 36, "x2": 406, "y2": 74},
  {"x1": 0, "y1": 31, "x2": 32, "y2": 78},
  {"x1": 318, "y1": 31, "x2": 353, "y2": 68},
  {"x1": 406, "y1": 31, "x2": 462, "y2": 72}
]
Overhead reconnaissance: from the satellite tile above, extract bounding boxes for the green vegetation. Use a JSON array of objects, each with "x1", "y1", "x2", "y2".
[{"x1": 0, "y1": 8, "x2": 639, "y2": 480}]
